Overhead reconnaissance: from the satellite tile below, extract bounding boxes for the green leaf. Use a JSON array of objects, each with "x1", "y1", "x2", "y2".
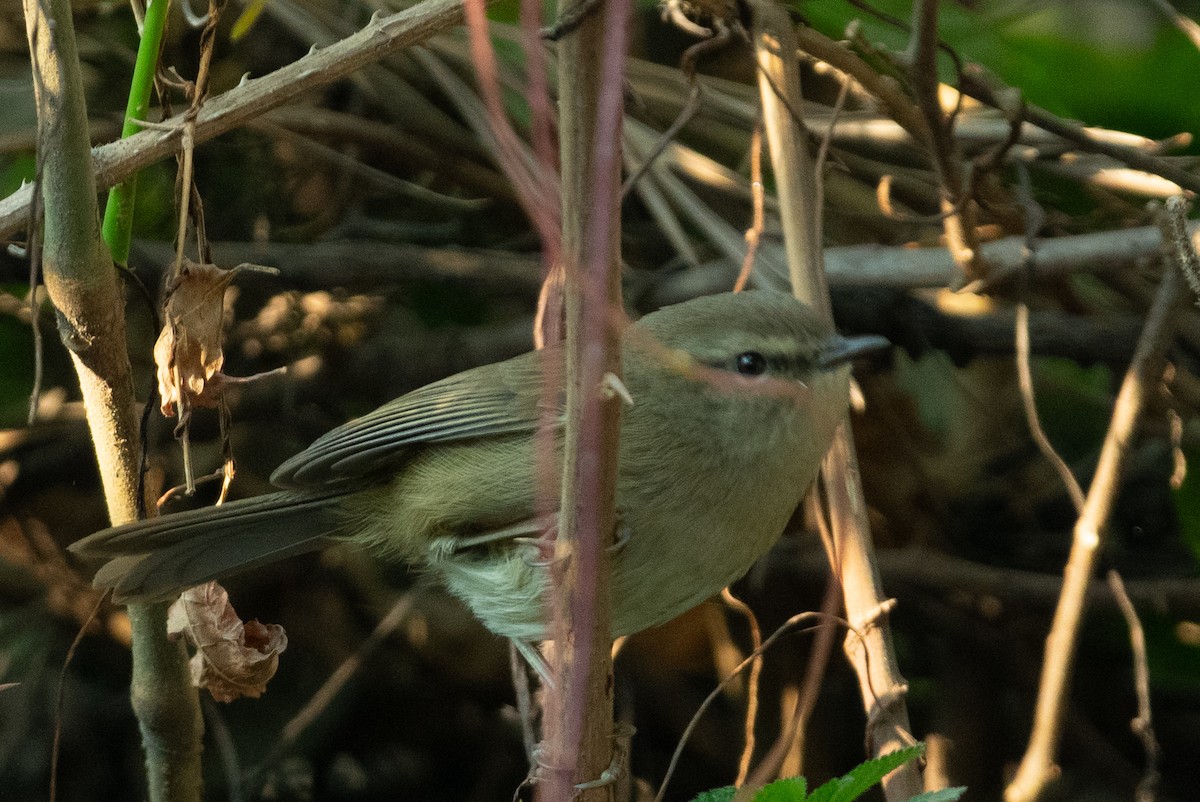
[
  {"x1": 754, "y1": 776, "x2": 808, "y2": 801},
  {"x1": 806, "y1": 744, "x2": 925, "y2": 802},
  {"x1": 798, "y1": 0, "x2": 1200, "y2": 145},
  {"x1": 689, "y1": 746, "x2": 931, "y2": 802},
  {"x1": 906, "y1": 788, "x2": 967, "y2": 802}
]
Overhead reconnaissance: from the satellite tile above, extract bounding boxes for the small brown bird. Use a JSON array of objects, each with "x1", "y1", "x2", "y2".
[{"x1": 72, "y1": 291, "x2": 885, "y2": 640}]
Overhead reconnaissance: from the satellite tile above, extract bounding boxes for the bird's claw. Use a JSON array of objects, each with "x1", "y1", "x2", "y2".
[
  {"x1": 608, "y1": 510, "x2": 631, "y2": 555},
  {"x1": 528, "y1": 723, "x2": 636, "y2": 790},
  {"x1": 516, "y1": 530, "x2": 564, "y2": 568}
]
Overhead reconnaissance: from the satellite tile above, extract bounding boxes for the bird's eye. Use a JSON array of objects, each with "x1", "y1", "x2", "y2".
[{"x1": 735, "y1": 351, "x2": 768, "y2": 376}]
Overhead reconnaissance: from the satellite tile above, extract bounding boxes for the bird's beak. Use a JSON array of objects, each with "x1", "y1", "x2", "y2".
[{"x1": 817, "y1": 334, "x2": 891, "y2": 369}]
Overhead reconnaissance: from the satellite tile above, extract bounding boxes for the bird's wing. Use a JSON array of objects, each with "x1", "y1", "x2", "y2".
[{"x1": 271, "y1": 350, "x2": 553, "y2": 489}]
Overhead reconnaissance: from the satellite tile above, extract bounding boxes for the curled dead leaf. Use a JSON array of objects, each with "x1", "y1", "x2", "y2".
[
  {"x1": 154, "y1": 260, "x2": 281, "y2": 421},
  {"x1": 155, "y1": 260, "x2": 238, "y2": 421},
  {"x1": 167, "y1": 581, "x2": 287, "y2": 702}
]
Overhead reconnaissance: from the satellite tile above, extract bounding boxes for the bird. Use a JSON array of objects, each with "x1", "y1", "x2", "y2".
[{"x1": 71, "y1": 290, "x2": 886, "y2": 642}]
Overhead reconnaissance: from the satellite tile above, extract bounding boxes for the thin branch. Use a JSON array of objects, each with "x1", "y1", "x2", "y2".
[
  {"x1": 792, "y1": 26, "x2": 931, "y2": 159},
  {"x1": 621, "y1": 139, "x2": 700, "y2": 266},
  {"x1": 1017, "y1": 304, "x2": 1086, "y2": 512},
  {"x1": 960, "y1": 64, "x2": 1200, "y2": 196},
  {"x1": 248, "y1": 118, "x2": 486, "y2": 209},
  {"x1": 769, "y1": 548, "x2": 1200, "y2": 617},
  {"x1": 22, "y1": 0, "x2": 203, "y2": 797},
  {"x1": 733, "y1": 122, "x2": 764, "y2": 293},
  {"x1": 743, "y1": 569, "x2": 842, "y2": 788},
  {"x1": 202, "y1": 697, "x2": 244, "y2": 802},
  {"x1": 903, "y1": 0, "x2": 984, "y2": 283},
  {"x1": 50, "y1": 595, "x2": 105, "y2": 802},
  {"x1": 25, "y1": 189, "x2": 44, "y2": 425},
  {"x1": 620, "y1": 81, "x2": 703, "y2": 199},
  {"x1": 721, "y1": 588, "x2": 764, "y2": 785},
  {"x1": 751, "y1": 4, "x2": 920, "y2": 800},
  {"x1": 653, "y1": 612, "x2": 837, "y2": 802},
  {"x1": 1106, "y1": 570, "x2": 1161, "y2": 802},
  {"x1": 1, "y1": 0, "x2": 473, "y2": 241},
  {"x1": 244, "y1": 592, "x2": 421, "y2": 792},
  {"x1": 462, "y1": 0, "x2": 560, "y2": 247},
  {"x1": 1005, "y1": 235, "x2": 1187, "y2": 802},
  {"x1": 260, "y1": 106, "x2": 514, "y2": 200}
]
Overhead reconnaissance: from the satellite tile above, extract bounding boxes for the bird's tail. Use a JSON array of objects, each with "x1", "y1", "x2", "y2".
[{"x1": 69, "y1": 490, "x2": 352, "y2": 603}]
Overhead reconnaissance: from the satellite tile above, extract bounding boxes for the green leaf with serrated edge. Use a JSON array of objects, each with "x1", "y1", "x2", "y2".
[
  {"x1": 752, "y1": 776, "x2": 808, "y2": 801},
  {"x1": 689, "y1": 787, "x2": 737, "y2": 802},
  {"x1": 807, "y1": 744, "x2": 925, "y2": 802},
  {"x1": 906, "y1": 787, "x2": 968, "y2": 802}
]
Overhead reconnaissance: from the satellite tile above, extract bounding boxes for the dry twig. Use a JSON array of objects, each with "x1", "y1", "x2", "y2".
[
  {"x1": 902, "y1": 0, "x2": 983, "y2": 283},
  {"x1": 749, "y1": 4, "x2": 919, "y2": 800},
  {"x1": 1106, "y1": 570, "x2": 1162, "y2": 802},
  {"x1": 653, "y1": 612, "x2": 838, "y2": 802},
  {"x1": 1005, "y1": 205, "x2": 1188, "y2": 802}
]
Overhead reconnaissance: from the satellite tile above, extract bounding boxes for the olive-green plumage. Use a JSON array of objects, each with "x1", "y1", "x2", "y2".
[{"x1": 71, "y1": 291, "x2": 884, "y2": 640}]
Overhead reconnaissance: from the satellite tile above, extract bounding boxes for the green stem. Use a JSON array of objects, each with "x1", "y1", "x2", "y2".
[{"x1": 102, "y1": 0, "x2": 171, "y2": 266}]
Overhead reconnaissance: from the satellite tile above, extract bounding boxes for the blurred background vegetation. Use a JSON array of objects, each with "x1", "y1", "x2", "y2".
[{"x1": 3, "y1": 0, "x2": 1200, "y2": 800}]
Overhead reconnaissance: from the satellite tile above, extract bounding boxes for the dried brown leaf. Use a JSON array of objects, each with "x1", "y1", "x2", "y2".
[
  {"x1": 167, "y1": 581, "x2": 288, "y2": 703},
  {"x1": 154, "y1": 260, "x2": 238, "y2": 419}
]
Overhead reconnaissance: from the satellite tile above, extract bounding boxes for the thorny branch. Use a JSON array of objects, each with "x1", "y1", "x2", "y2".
[{"x1": 1, "y1": 0, "x2": 472, "y2": 240}]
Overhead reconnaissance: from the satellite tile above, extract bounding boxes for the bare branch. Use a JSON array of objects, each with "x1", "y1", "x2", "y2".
[
  {"x1": 750, "y1": 4, "x2": 920, "y2": 800},
  {"x1": 22, "y1": 0, "x2": 203, "y2": 796},
  {"x1": 1006, "y1": 228, "x2": 1187, "y2": 802},
  {"x1": 1106, "y1": 570, "x2": 1161, "y2": 802},
  {"x1": 2, "y1": 0, "x2": 471, "y2": 241}
]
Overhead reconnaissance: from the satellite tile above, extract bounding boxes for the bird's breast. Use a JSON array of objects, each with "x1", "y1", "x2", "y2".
[{"x1": 606, "y1": 412, "x2": 820, "y2": 636}]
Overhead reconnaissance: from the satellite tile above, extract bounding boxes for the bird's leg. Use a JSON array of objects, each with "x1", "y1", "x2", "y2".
[
  {"x1": 428, "y1": 521, "x2": 545, "y2": 562},
  {"x1": 526, "y1": 723, "x2": 635, "y2": 790},
  {"x1": 514, "y1": 520, "x2": 564, "y2": 568},
  {"x1": 515, "y1": 509, "x2": 629, "y2": 564},
  {"x1": 511, "y1": 638, "x2": 555, "y2": 688}
]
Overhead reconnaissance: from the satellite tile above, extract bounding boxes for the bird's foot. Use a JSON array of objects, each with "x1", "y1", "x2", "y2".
[
  {"x1": 608, "y1": 510, "x2": 631, "y2": 555},
  {"x1": 527, "y1": 723, "x2": 636, "y2": 790},
  {"x1": 575, "y1": 722, "x2": 636, "y2": 790}
]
